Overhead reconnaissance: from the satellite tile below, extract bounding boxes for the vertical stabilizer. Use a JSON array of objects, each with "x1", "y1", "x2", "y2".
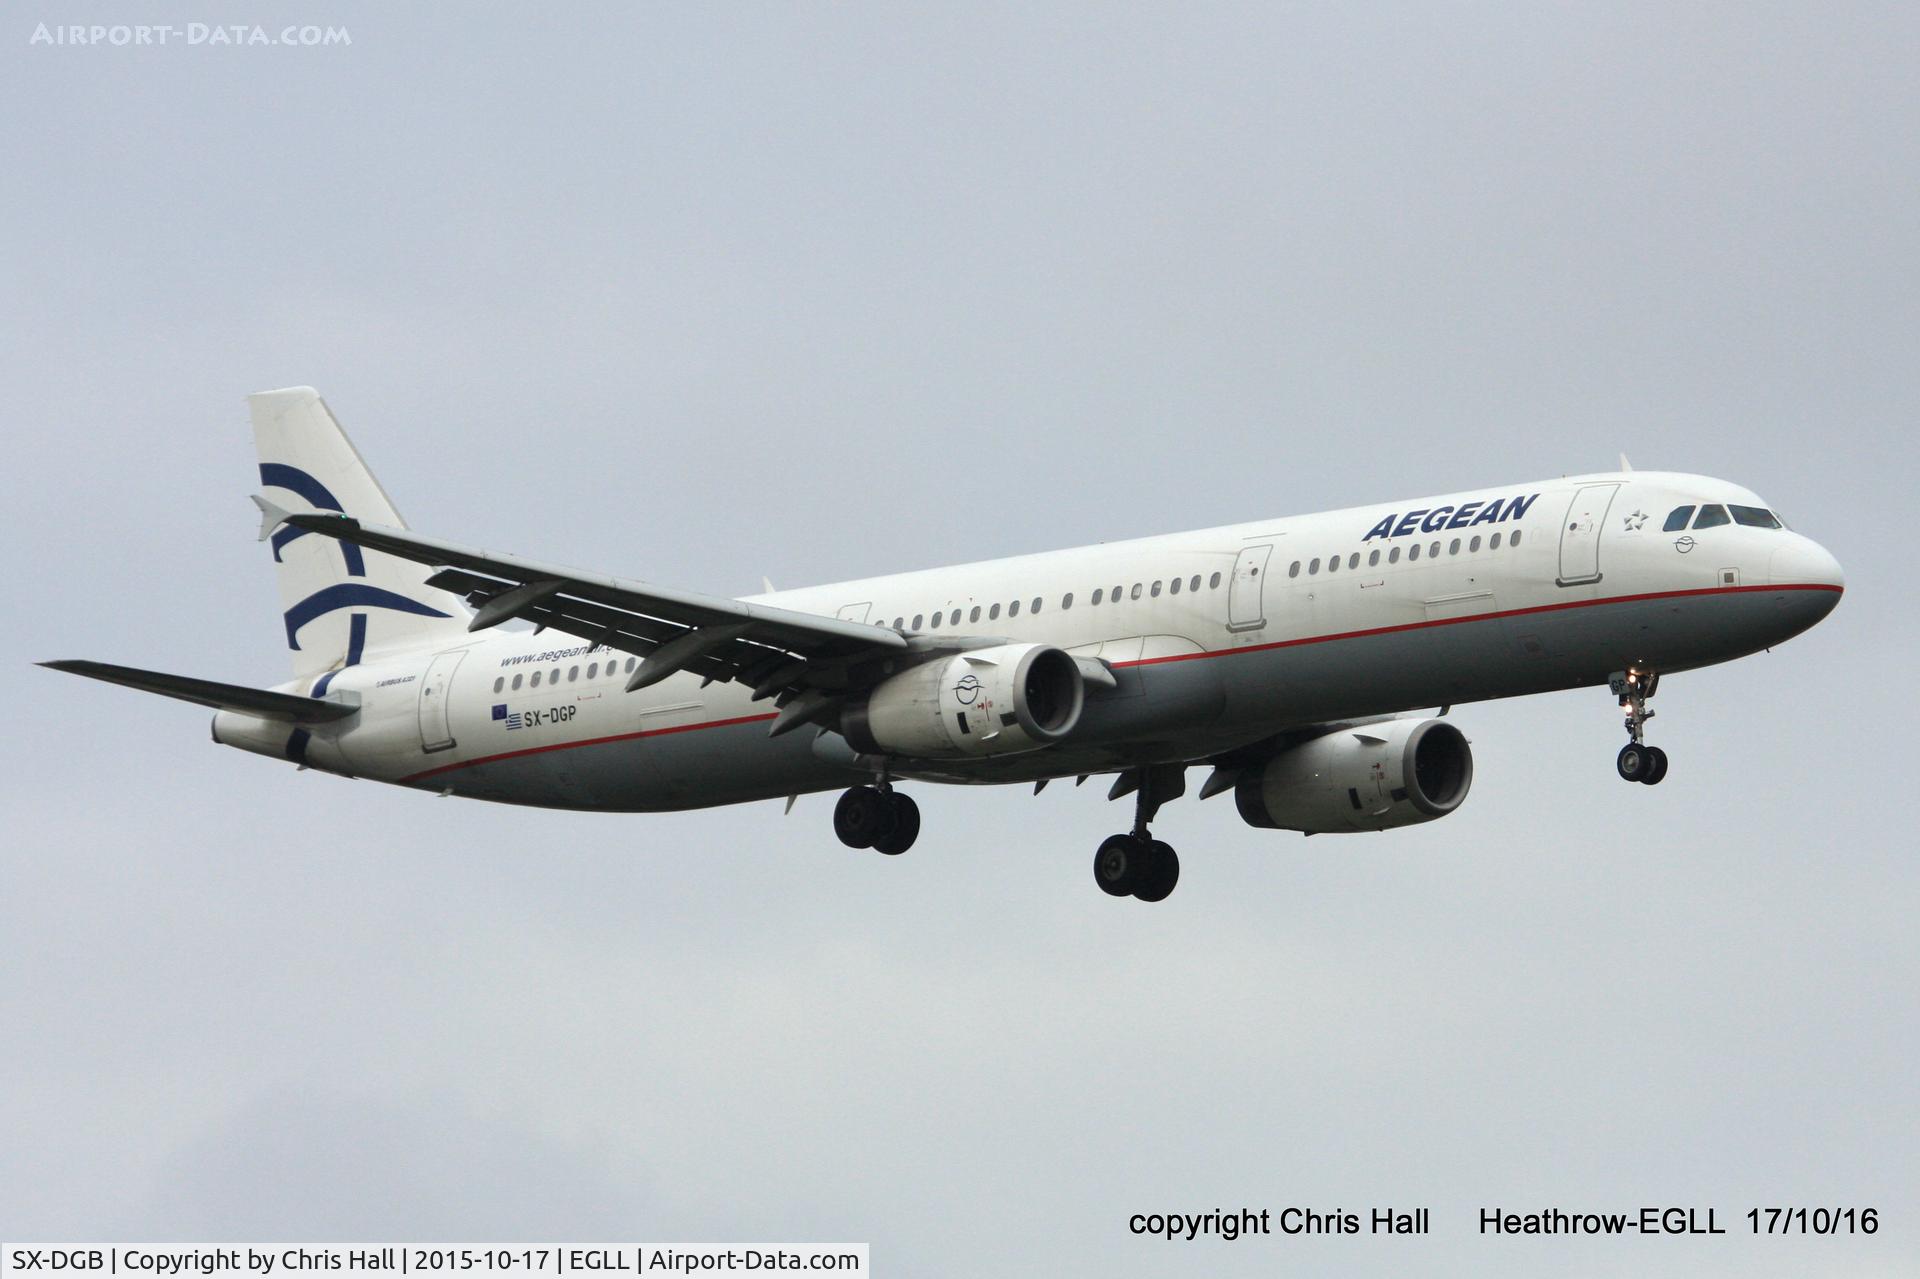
[{"x1": 249, "y1": 387, "x2": 467, "y2": 686}]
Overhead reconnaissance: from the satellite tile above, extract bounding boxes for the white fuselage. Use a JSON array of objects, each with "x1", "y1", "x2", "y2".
[{"x1": 216, "y1": 469, "x2": 1842, "y2": 810}]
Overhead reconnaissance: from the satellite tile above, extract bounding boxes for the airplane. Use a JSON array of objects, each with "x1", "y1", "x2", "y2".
[{"x1": 45, "y1": 387, "x2": 1844, "y2": 902}]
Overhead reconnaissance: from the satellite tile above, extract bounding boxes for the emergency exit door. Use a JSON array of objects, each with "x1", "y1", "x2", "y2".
[{"x1": 1228, "y1": 545, "x2": 1273, "y2": 631}]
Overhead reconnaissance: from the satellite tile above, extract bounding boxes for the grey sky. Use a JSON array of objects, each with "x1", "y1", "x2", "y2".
[{"x1": 3, "y1": 4, "x2": 1914, "y2": 1274}]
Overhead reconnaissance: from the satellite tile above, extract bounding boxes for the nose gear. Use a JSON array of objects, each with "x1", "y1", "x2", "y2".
[{"x1": 1609, "y1": 670, "x2": 1668, "y2": 785}]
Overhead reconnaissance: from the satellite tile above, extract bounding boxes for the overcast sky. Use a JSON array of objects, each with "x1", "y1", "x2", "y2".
[{"x1": 3, "y1": 4, "x2": 1915, "y2": 1274}]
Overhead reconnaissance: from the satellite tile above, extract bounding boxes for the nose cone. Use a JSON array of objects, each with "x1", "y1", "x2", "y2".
[{"x1": 1770, "y1": 536, "x2": 1845, "y2": 591}]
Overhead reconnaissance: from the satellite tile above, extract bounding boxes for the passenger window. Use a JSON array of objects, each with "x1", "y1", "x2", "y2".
[
  {"x1": 1428, "y1": 542, "x2": 1440, "y2": 559},
  {"x1": 493, "y1": 677, "x2": 504, "y2": 693},
  {"x1": 893, "y1": 617, "x2": 904, "y2": 630},
  {"x1": 1693, "y1": 505, "x2": 1730, "y2": 529},
  {"x1": 1030, "y1": 597, "x2": 1042, "y2": 614},
  {"x1": 1092, "y1": 588, "x2": 1103, "y2": 605},
  {"x1": 1490, "y1": 533, "x2": 1501, "y2": 549},
  {"x1": 1209, "y1": 572, "x2": 1222, "y2": 588},
  {"x1": 1062, "y1": 593, "x2": 1074, "y2": 609},
  {"x1": 1327, "y1": 555, "x2": 1339, "y2": 573},
  {"x1": 1130, "y1": 583, "x2": 1143, "y2": 600},
  {"x1": 1010, "y1": 600, "x2": 1021, "y2": 617},
  {"x1": 568, "y1": 666, "x2": 579, "y2": 681},
  {"x1": 1289, "y1": 561, "x2": 1301, "y2": 578},
  {"x1": 1510, "y1": 530, "x2": 1523, "y2": 547},
  {"x1": 1409, "y1": 544, "x2": 1421, "y2": 561},
  {"x1": 626, "y1": 658, "x2": 637, "y2": 672},
  {"x1": 1150, "y1": 581, "x2": 1162, "y2": 597},
  {"x1": 550, "y1": 668, "x2": 560, "y2": 683},
  {"x1": 1189, "y1": 575, "x2": 1201, "y2": 592},
  {"x1": 512, "y1": 673, "x2": 523, "y2": 690},
  {"x1": 531, "y1": 671, "x2": 542, "y2": 687},
  {"x1": 1368, "y1": 549, "x2": 1379, "y2": 566},
  {"x1": 1346, "y1": 553, "x2": 1357, "y2": 569},
  {"x1": 587, "y1": 663, "x2": 598, "y2": 678},
  {"x1": 950, "y1": 609, "x2": 961, "y2": 626},
  {"x1": 1169, "y1": 577, "x2": 1181, "y2": 595},
  {"x1": 1113, "y1": 585, "x2": 1123, "y2": 601},
  {"x1": 1389, "y1": 546, "x2": 1401, "y2": 563},
  {"x1": 1309, "y1": 557, "x2": 1321, "y2": 574},
  {"x1": 1449, "y1": 538, "x2": 1461, "y2": 555},
  {"x1": 989, "y1": 603, "x2": 1001, "y2": 620},
  {"x1": 929, "y1": 611, "x2": 942, "y2": 629},
  {"x1": 970, "y1": 606, "x2": 981, "y2": 623},
  {"x1": 1469, "y1": 536, "x2": 1481, "y2": 552},
  {"x1": 1730, "y1": 505, "x2": 1782, "y2": 529},
  {"x1": 1663, "y1": 505, "x2": 1696, "y2": 532},
  {"x1": 912, "y1": 614, "x2": 924, "y2": 629}
]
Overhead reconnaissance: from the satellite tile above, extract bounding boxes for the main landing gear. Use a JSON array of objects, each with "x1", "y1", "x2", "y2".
[
  {"x1": 1610, "y1": 668, "x2": 1669, "y2": 785},
  {"x1": 833, "y1": 782, "x2": 921, "y2": 856},
  {"x1": 1092, "y1": 765, "x2": 1184, "y2": 902}
]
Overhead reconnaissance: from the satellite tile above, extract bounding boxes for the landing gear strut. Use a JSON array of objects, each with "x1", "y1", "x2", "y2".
[
  {"x1": 833, "y1": 781, "x2": 920, "y2": 855},
  {"x1": 1610, "y1": 669, "x2": 1668, "y2": 785},
  {"x1": 1092, "y1": 765, "x2": 1183, "y2": 902}
]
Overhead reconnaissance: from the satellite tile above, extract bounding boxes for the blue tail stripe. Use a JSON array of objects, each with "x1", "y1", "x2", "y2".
[
  {"x1": 258, "y1": 463, "x2": 343, "y2": 510},
  {"x1": 259, "y1": 463, "x2": 365, "y2": 577},
  {"x1": 284, "y1": 584, "x2": 450, "y2": 650},
  {"x1": 309, "y1": 614, "x2": 367, "y2": 696}
]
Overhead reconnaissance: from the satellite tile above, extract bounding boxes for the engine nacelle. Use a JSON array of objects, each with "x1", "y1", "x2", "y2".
[
  {"x1": 843, "y1": 643, "x2": 1084, "y2": 760},
  {"x1": 1235, "y1": 717, "x2": 1472, "y2": 834}
]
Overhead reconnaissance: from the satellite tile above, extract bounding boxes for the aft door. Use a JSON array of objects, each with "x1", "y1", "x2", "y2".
[
  {"x1": 1556, "y1": 483, "x2": 1620, "y2": 586},
  {"x1": 1227, "y1": 545, "x2": 1273, "y2": 631},
  {"x1": 417, "y1": 650, "x2": 466, "y2": 753}
]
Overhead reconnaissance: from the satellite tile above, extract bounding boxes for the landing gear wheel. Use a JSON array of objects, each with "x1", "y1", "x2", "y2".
[
  {"x1": 1640, "y1": 746, "x2": 1669, "y2": 786},
  {"x1": 872, "y1": 792, "x2": 921, "y2": 855},
  {"x1": 1616, "y1": 743, "x2": 1650, "y2": 783},
  {"x1": 1132, "y1": 839, "x2": 1180, "y2": 903},
  {"x1": 833, "y1": 785, "x2": 894, "y2": 849},
  {"x1": 1094, "y1": 834, "x2": 1145, "y2": 897}
]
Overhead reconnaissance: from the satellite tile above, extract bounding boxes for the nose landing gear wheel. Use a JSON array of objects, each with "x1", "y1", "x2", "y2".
[
  {"x1": 1616, "y1": 743, "x2": 1650, "y2": 782},
  {"x1": 1639, "y1": 746, "x2": 1669, "y2": 785}
]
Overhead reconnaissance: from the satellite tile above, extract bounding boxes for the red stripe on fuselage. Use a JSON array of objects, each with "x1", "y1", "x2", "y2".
[
  {"x1": 1118, "y1": 581, "x2": 1843, "y2": 668},
  {"x1": 402, "y1": 711, "x2": 779, "y2": 783},
  {"x1": 400, "y1": 581, "x2": 1841, "y2": 783}
]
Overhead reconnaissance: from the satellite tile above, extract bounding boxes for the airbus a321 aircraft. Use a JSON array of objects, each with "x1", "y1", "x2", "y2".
[{"x1": 47, "y1": 388, "x2": 1844, "y2": 902}]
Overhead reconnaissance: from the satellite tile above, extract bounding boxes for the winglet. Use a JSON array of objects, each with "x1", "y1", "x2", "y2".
[{"x1": 251, "y1": 494, "x2": 293, "y2": 542}]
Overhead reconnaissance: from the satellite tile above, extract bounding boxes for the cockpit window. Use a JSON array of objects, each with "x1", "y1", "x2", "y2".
[
  {"x1": 1730, "y1": 505, "x2": 1783, "y2": 529},
  {"x1": 1663, "y1": 506, "x2": 1695, "y2": 532},
  {"x1": 1692, "y1": 505, "x2": 1731, "y2": 529}
]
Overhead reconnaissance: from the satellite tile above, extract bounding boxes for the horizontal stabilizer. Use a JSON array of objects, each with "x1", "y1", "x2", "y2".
[{"x1": 39, "y1": 660, "x2": 357, "y2": 722}]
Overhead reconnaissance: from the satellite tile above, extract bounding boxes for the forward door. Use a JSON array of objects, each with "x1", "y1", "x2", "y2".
[{"x1": 1556, "y1": 483, "x2": 1620, "y2": 586}]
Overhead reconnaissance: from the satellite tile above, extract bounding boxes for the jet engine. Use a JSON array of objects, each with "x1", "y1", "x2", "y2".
[
  {"x1": 842, "y1": 643, "x2": 1084, "y2": 760},
  {"x1": 1234, "y1": 717, "x2": 1472, "y2": 834}
]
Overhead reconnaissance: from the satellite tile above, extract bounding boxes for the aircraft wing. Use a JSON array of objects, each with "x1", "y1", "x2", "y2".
[{"x1": 259, "y1": 501, "x2": 922, "y2": 734}]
